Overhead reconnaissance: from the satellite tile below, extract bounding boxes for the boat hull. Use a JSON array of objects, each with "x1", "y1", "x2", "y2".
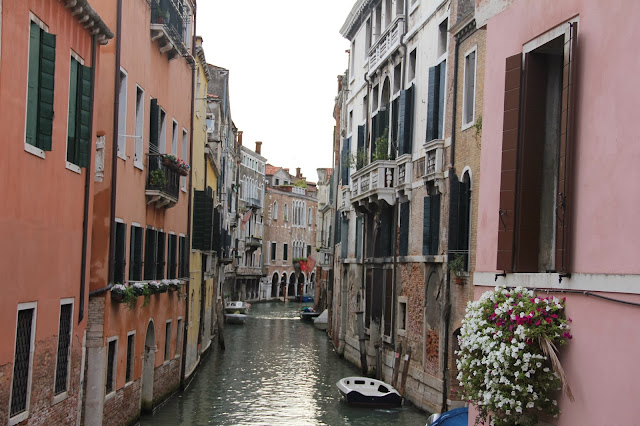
[
  {"x1": 300, "y1": 312, "x2": 321, "y2": 321},
  {"x1": 341, "y1": 390, "x2": 403, "y2": 408},
  {"x1": 336, "y1": 377, "x2": 402, "y2": 408},
  {"x1": 224, "y1": 313, "x2": 247, "y2": 324}
]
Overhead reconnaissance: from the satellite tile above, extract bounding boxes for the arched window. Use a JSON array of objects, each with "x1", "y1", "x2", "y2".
[{"x1": 273, "y1": 202, "x2": 278, "y2": 220}]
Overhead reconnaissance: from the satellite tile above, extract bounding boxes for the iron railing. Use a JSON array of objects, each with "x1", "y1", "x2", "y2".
[
  {"x1": 147, "y1": 155, "x2": 180, "y2": 200},
  {"x1": 151, "y1": 0, "x2": 186, "y2": 48}
]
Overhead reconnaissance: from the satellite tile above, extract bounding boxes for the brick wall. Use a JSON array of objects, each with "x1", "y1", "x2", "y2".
[
  {"x1": 102, "y1": 380, "x2": 141, "y2": 426},
  {"x1": 152, "y1": 358, "x2": 181, "y2": 408}
]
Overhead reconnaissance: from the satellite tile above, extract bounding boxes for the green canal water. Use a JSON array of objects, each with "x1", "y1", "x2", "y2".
[{"x1": 140, "y1": 301, "x2": 430, "y2": 425}]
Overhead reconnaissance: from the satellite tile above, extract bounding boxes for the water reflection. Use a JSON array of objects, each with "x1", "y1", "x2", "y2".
[{"x1": 141, "y1": 302, "x2": 429, "y2": 425}]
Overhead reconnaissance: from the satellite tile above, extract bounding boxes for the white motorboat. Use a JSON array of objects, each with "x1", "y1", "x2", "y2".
[
  {"x1": 336, "y1": 377, "x2": 403, "y2": 408},
  {"x1": 225, "y1": 301, "x2": 250, "y2": 314},
  {"x1": 313, "y1": 309, "x2": 328, "y2": 330},
  {"x1": 224, "y1": 312, "x2": 247, "y2": 325}
]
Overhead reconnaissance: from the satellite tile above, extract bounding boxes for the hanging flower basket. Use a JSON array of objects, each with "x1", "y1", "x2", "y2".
[
  {"x1": 456, "y1": 286, "x2": 573, "y2": 426},
  {"x1": 131, "y1": 282, "x2": 147, "y2": 296},
  {"x1": 110, "y1": 284, "x2": 127, "y2": 302},
  {"x1": 179, "y1": 168, "x2": 189, "y2": 176},
  {"x1": 148, "y1": 281, "x2": 161, "y2": 294}
]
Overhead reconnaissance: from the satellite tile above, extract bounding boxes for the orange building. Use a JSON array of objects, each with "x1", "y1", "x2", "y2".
[
  {"x1": 83, "y1": 0, "x2": 195, "y2": 424},
  {"x1": 0, "y1": 0, "x2": 112, "y2": 424}
]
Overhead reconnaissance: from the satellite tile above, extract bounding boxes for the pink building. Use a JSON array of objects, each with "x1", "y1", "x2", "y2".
[
  {"x1": 0, "y1": 0, "x2": 112, "y2": 424},
  {"x1": 473, "y1": 0, "x2": 640, "y2": 424}
]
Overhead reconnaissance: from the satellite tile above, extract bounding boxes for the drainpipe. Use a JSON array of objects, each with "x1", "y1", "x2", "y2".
[
  {"x1": 79, "y1": 34, "x2": 98, "y2": 322},
  {"x1": 180, "y1": 0, "x2": 197, "y2": 390}
]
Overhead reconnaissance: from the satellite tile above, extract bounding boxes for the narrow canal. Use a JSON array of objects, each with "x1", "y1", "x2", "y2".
[{"x1": 141, "y1": 301, "x2": 430, "y2": 425}]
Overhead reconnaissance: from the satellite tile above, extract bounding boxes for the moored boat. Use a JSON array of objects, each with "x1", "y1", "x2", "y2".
[
  {"x1": 225, "y1": 301, "x2": 250, "y2": 314},
  {"x1": 224, "y1": 312, "x2": 247, "y2": 324},
  {"x1": 313, "y1": 309, "x2": 328, "y2": 330},
  {"x1": 336, "y1": 377, "x2": 402, "y2": 408},
  {"x1": 427, "y1": 407, "x2": 468, "y2": 426},
  {"x1": 300, "y1": 306, "x2": 320, "y2": 321}
]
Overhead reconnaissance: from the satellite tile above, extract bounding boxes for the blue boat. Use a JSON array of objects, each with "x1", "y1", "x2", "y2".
[{"x1": 427, "y1": 407, "x2": 468, "y2": 426}]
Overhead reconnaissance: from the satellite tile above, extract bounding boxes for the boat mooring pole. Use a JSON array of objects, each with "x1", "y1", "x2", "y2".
[
  {"x1": 399, "y1": 345, "x2": 412, "y2": 395},
  {"x1": 356, "y1": 310, "x2": 368, "y2": 375},
  {"x1": 392, "y1": 341, "x2": 403, "y2": 388}
]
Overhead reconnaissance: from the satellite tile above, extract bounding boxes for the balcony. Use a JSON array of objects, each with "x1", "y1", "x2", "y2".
[
  {"x1": 145, "y1": 156, "x2": 180, "y2": 208},
  {"x1": 396, "y1": 153, "x2": 413, "y2": 202},
  {"x1": 423, "y1": 139, "x2": 445, "y2": 183},
  {"x1": 150, "y1": 0, "x2": 190, "y2": 61},
  {"x1": 368, "y1": 16, "x2": 405, "y2": 75},
  {"x1": 340, "y1": 186, "x2": 351, "y2": 212},
  {"x1": 245, "y1": 236, "x2": 262, "y2": 251},
  {"x1": 246, "y1": 197, "x2": 262, "y2": 210},
  {"x1": 350, "y1": 160, "x2": 396, "y2": 211}
]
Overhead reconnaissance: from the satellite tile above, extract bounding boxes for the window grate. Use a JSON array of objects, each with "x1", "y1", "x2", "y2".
[
  {"x1": 11, "y1": 308, "x2": 34, "y2": 417},
  {"x1": 106, "y1": 340, "x2": 116, "y2": 394},
  {"x1": 54, "y1": 304, "x2": 72, "y2": 395},
  {"x1": 126, "y1": 334, "x2": 134, "y2": 383}
]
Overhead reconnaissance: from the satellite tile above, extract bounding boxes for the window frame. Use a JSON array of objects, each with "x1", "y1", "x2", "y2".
[
  {"x1": 164, "y1": 320, "x2": 172, "y2": 362},
  {"x1": 65, "y1": 51, "x2": 85, "y2": 174},
  {"x1": 175, "y1": 317, "x2": 183, "y2": 358},
  {"x1": 105, "y1": 336, "x2": 118, "y2": 400},
  {"x1": 181, "y1": 128, "x2": 188, "y2": 192},
  {"x1": 9, "y1": 302, "x2": 37, "y2": 425},
  {"x1": 134, "y1": 85, "x2": 145, "y2": 169},
  {"x1": 117, "y1": 67, "x2": 128, "y2": 160},
  {"x1": 125, "y1": 330, "x2": 136, "y2": 385},
  {"x1": 461, "y1": 45, "x2": 478, "y2": 130},
  {"x1": 53, "y1": 299, "x2": 74, "y2": 404}
]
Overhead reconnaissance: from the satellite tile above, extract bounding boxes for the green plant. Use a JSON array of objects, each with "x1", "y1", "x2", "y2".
[
  {"x1": 292, "y1": 257, "x2": 308, "y2": 263},
  {"x1": 448, "y1": 253, "x2": 466, "y2": 277},
  {"x1": 149, "y1": 169, "x2": 167, "y2": 187},
  {"x1": 473, "y1": 115, "x2": 483, "y2": 148},
  {"x1": 294, "y1": 180, "x2": 307, "y2": 189},
  {"x1": 372, "y1": 128, "x2": 390, "y2": 161},
  {"x1": 456, "y1": 286, "x2": 573, "y2": 426}
]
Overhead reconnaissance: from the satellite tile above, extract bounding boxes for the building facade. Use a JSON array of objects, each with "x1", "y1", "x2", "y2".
[
  {"x1": 264, "y1": 168, "x2": 318, "y2": 301},
  {"x1": 84, "y1": 0, "x2": 194, "y2": 423},
  {"x1": 472, "y1": 0, "x2": 640, "y2": 424},
  {"x1": 315, "y1": 168, "x2": 334, "y2": 311},
  {"x1": 0, "y1": 1, "x2": 112, "y2": 424}
]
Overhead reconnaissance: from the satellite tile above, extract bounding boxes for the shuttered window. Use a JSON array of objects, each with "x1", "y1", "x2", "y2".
[
  {"x1": 355, "y1": 216, "x2": 362, "y2": 260},
  {"x1": 114, "y1": 222, "x2": 126, "y2": 284},
  {"x1": 357, "y1": 124, "x2": 366, "y2": 169},
  {"x1": 178, "y1": 235, "x2": 188, "y2": 278},
  {"x1": 397, "y1": 86, "x2": 414, "y2": 155},
  {"x1": 426, "y1": 62, "x2": 446, "y2": 141},
  {"x1": 144, "y1": 228, "x2": 157, "y2": 280},
  {"x1": 54, "y1": 303, "x2": 72, "y2": 395},
  {"x1": 156, "y1": 231, "x2": 166, "y2": 279},
  {"x1": 105, "y1": 339, "x2": 117, "y2": 394},
  {"x1": 423, "y1": 195, "x2": 441, "y2": 255},
  {"x1": 341, "y1": 137, "x2": 351, "y2": 185},
  {"x1": 11, "y1": 306, "x2": 35, "y2": 418},
  {"x1": 129, "y1": 225, "x2": 143, "y2": 281},
  {"x1": 167, "y1": 234, "x2": 178, "y2": 279},
  {"x1": 399, "y1": 202, "x2": 410, "y2": 256},
  {"x1": 496, "y1": 23, "x2": 578, "y2": 274},
  {"x1": 341, "y1": 217, "x2": 349, "y2": 259},
  {"x1": 26, "y1": 21, "x2": 55, "y2": 151}
]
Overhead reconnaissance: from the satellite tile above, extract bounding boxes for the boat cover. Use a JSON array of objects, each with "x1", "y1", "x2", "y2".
[{"x1": 430, "y1": 407, "x2": 468, "y2": 426}]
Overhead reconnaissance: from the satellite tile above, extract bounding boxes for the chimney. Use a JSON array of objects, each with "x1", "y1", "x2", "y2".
[
  {"x1": 296, "y1": 167, "x2": 301, "y2": 178},
  {"x1": 255, "y1": 141, "x2": 262, "y2": 155},
  {"x1": 284, "y1": 168, "x2": 289, "y2": 174}
]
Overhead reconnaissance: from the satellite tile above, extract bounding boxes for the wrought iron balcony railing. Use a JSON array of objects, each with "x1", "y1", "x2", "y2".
[
  {"x1": 150, "y1": 0, "x2": 190, "y2": 60},
  {"x1": 145, "y1": 155, "x2": 180, "y2": 208}
]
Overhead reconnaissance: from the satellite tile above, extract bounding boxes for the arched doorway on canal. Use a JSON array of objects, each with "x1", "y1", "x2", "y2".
[
  {"x1": 298, "y1": 272, "x2": 305, "y2": 298},
  {"x1": 141, "y1": 319, "x2": 156, "y2": 413},
  {"x1": 288, "y1": 273, "x2": 297, "y2": 298},
  {"x1": 280, "y1": 273, "x2": 287, "y2": 298},
  {"x1": 271, "y1": 272, "x2": 279, "y2": 298}
]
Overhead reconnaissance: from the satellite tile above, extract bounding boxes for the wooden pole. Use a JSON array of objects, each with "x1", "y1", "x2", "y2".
[
  {"x1": 392, "y1": 341, "x2": 403, "y2": 388},
  {"x1": 399, "y1": 345, "x2": 412, "y2": 395},
  {"x1": 216, "y1": 298, "x2": 225, "y2": 350}
]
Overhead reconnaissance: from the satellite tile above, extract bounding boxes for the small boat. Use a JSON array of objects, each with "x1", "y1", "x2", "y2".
[
  {"x1": 313, "y1": 309, "x2": 328, "y2": 330},
  {"x1": 300, "y1": 306, "x2": 321, "y2": 321},
  {"x1": 224, "y1": 312, "x2": 247, "y2": 325},
  {"x1": 336, "y1": 377, "x2": 402, "y2": 408},
  {"x1": 299, "y1": 294, "x2": 314, "y2": 303},
  {"x1": 225, "y1": 301, "x2": 250, "y2": 314},
  {"x1": 427, "y1": 407, "x2": 468, "y2": 426}
]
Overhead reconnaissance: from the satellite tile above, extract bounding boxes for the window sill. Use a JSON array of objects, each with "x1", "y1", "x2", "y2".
[
  {"x1": 461, "y1": 119, "x2": 475, "y2": 132},
  {"x1": 124, "y1": 380, "x2": 134, "y2": 389},
  {"x1": 9, "y1": 411, "x2": 29, "y2": 426},
  {"x1": 104, "y1": 390, "x2": 116, "y2": 402},
  {"x1": 25, "y1": 142, "x2": 45, "y2": 159},
  {"x1": 117, "y1": 152, "x2": 127, "y2": 161},
  {"x1": 409, "y1": 1, "x2": 420, "y2": 16},
  {"x1": 66, "y1": 162, "x2": 82, "y2": 174},
  {"x1": 134, "y1": 161, "x2": 144, "y2": 171},
  {"x1": 397, "y1": 329, "x2": 407, "y2": 337},
  {"x1": 52, "y1": 391, "x2": 69, "y2": 405}
]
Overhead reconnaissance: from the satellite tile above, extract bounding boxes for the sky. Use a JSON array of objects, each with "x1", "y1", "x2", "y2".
[{"x1": 196, "y1": 0, "x2": 355, "y2": 183}]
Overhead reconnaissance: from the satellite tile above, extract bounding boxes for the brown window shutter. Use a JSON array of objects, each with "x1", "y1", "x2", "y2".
[
  {"x1": 497, "y1": 54, "x2": 522, "y2": 272},
  {"x1": 555, "y1": 22, "x2": 578, "y2": 274}
]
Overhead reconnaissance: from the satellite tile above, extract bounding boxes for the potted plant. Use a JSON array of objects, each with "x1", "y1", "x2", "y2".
[
  {"x1": 168, "y1": 279, "x2": 181, "y2": 291},
  {"x1": 131, "y1": 282, "x2": 147, "y2": 296},
  {"x1": 448, "y1": 253, "x2": 466, "y2": 284},
  {"x1": 110, "y1": 284, "x2": 127, "y2": 302},
  {"x1": 149, "y1": 169, "x2": 167, "y2": 187},
  {"x1": 148, "y1": 281, "x2": 161, "y2": 294},
  {"x1": 372, "y1": 128, "x2": 390, "y2": 161},
  {"x1": 456, "y1": 286, "x2": 573, "y2": 426}
]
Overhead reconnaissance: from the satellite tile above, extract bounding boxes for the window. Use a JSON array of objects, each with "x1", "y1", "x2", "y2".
[
  {"x1": 450, "y1": 171, "x2": 471, "y2": 270},
  {"x1": 182, "y1": 3, "x2": 192, "y2": 49},
  {"x1": 364, "y1": 267, "x2": 393, "y2": 337},
  {"x1": 283, "y1": 243, "x2": 288, "y2": 261},
  {"x1": 308, "y1": 208, "x2": 312, "y2": 227},
  {"x1": 54, "y1": 301, "x2": 73, "y2": 397},
  {"x1": 438, "y1": 19, "x2": 448, "y2": 58},
  {"x1": 497, "y1": 22, "x2": 578, "y2": 274},
  {"x1": 176, "y1": 318, "x2": 183, "y2": 356},
  {"x1": 178, "y1": 235, "x2": 188, "y2": 278},
  {"x1": 125, "y1": 332, "x2": 135, "y2": 383},
  {"x1": 144, "y1": 228, "x2": 157, "y2": 280},
  {"x1": 129, "y1": 224, "x2": 143, "y2": 281},
  {"x1": 350, "y1": 41, "x2": 355, "y2": 77},
  {"x1": 25, "y1": 17, "x2": 55, "y2": 155},
  {"x1": 66, "y1": 54, "x2": 92, "y2": 169},
  {"x1": 167, "y1": 234, "x2": 178, "y2": 279},
  {"x1": 117, "y1": 69, "x2": 127, "y2": 159},
  {"x1": 171, "y1": 120, "x2": 178, "y2": 155},
  {"x1": 399, "y1": 202, "x2": 410, "y2": 256},
  {"x1": 307, "y1": 245, "x2": 311, "y2": 258},
  {"x1": 408, "y1": 49, "x2": 417, "y2": 82},
  {"x1": 385, "y1": 0, "x2": 391, "y2": 27},
  {"x1": 426, "y1": 61, "x2": 446, "y2": 141},
  {"x1": 397, "y1": 297, "x2": 407, "y2": 336},
  {"x1": 10, "y1": 303, "x2": 36, "y2": 422},
  {"x1": 393, "y1": 63, "x2": 401, "y2": 94},
  {"x1": 271, "y1": 242, "x2": 276, "y2": 261},
  {"x1": 365, "y1": 18, "x2": 372, "y2": 51},
  {"x1": 423, "y1": 194, "x2": 441, "y2": 255},
  {"x1": 134, "y1": 86, "x2": 144, "y2": 168},
  {"x1": 114, "y1": 221, "x2": 126, "y2": 284},
  {"x1": 463, "y1": 48, "x2": 477, "y2": 126},
  {"x1": 164, "y1": 321, "x2": 172, "y2": 361},
  {"x1": 105, "y1": 338, "x2": 117, "y2": 395},
  {"x1": 159, "y1": 108, "x2": 167, "y2": 153},
  {"x1": 156, "y1": 231, "x2": 166, "y2": 279},
  {"x1": 206, "y1": 113, "x2": 214, "y2": 135},
  {"x1": 284, "y1": 204, "x2": 288, "y2": 222},
  {"x1": 181, "y1": 129, "x2": 188, "y2": 191}
]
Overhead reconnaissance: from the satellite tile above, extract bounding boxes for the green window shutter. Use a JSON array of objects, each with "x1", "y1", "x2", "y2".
[
  {"x1": 430, "y1": 194, "x2": 441, "y2": 255},
  {"x1": 67, "y1": 59, "x2": 78, "y2": 164},
  {"x1": 204, "y1": 191, "x2": 214, "y2": 251},
  {"x1": 26, "y1": 23, "x2": 41, "y2": 147},
  {"x1": 355, "y1": 216, "x2": 362, "y2": 260},
  {"x1": 38, "y1": 31, "x2": 56, "y2": 151},
  {"x1": 399, "y1": 202, "x2": 409, "y2": 256},
  {"x1": 341, "y1": 217, "x2": 349, "y2": 259},
  {"x1": 76, "y1": 65, "x2": 92, "y2": 167},
  {"x1": 149, "y1": 99, "x2": 159, "y2": 152},
  {"x1": 426, "y1": 66, "x2": 437, "y2": 142},
  {"x1": 422, "y1": 196, "x2": 430, "y2": 255},
  {"x1": 192, "y1": 190, "x2": 205, "y2": 250},
  {"x1": 448, "y1": 173, "x2": 460, "y2": 252}
]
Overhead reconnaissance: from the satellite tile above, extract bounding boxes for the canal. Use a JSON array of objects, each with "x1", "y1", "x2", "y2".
[{"x1": 141, "y1": 301, "x2": 430, "y2": 425}]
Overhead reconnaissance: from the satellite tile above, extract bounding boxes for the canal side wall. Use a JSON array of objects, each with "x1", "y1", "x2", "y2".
[
  {"x1": 152, "y1": 357, "x2": 181, "y2": 409},
  {"x1": 102, "y1": 379, "x2": 141, "y2": 426}
]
